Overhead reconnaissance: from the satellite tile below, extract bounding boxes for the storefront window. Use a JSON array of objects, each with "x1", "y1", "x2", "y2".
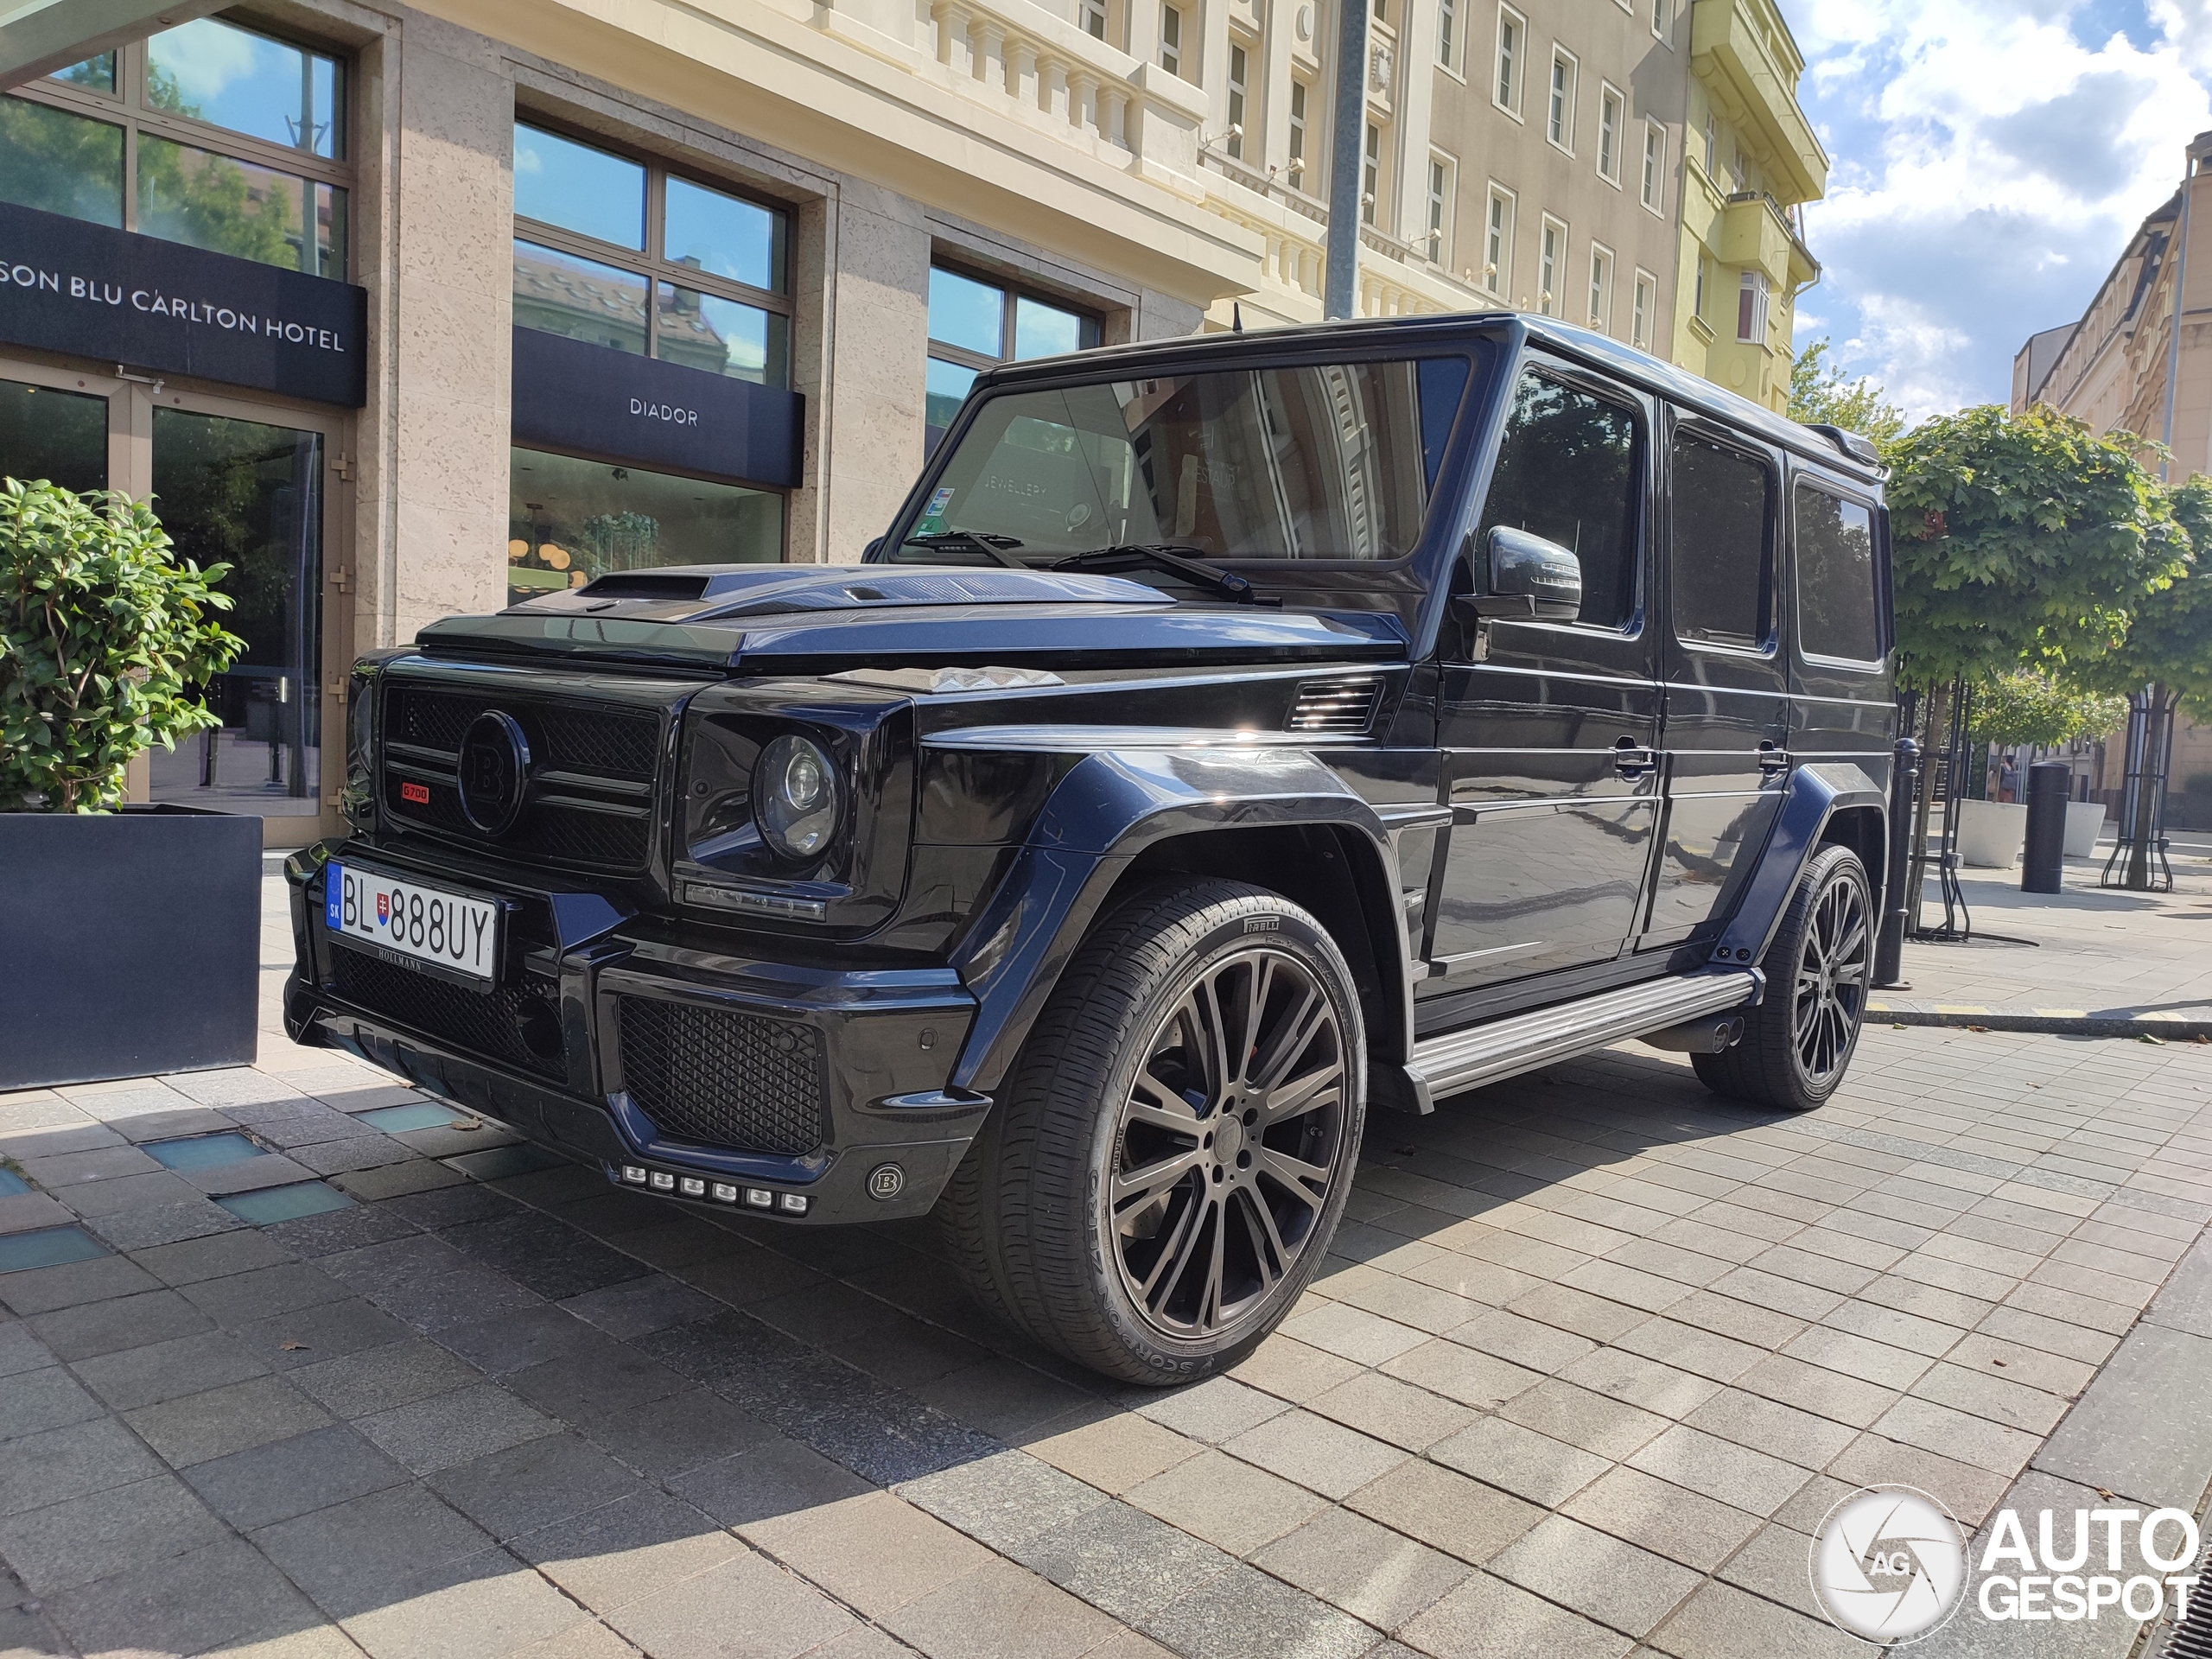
[
  {"x1": 512, "y1": 121, "x2": 791, "y2": 388},
  {"x1": 508, "y1": 448, "x2": 785, "y2": 605},
  {"x1": 0, "y1": 98, "x2": 124, "y2": 226},
  {"x1": 925, "y1": 263, "x2": 1098, "y2": 454},
  {"x1": 0, "y1": 379, "x2": 109, "y2": 493},
  {"x1": 512, "y1": 240, "x2": 650, "y2": 354},
  {"x1": 1, "y1": 18, "x2": 351, "y2": 278}
]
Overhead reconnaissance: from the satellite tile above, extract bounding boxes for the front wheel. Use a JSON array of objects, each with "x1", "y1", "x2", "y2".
[
  {"x1": 1694, "y1": 844, "x2": 1872, "y2": 1112},
  {"x1": 938, "y1": 880, "x2": 1366, "y2": 1384}
]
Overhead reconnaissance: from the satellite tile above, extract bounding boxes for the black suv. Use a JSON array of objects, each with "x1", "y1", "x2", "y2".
[{"x1": 285, "y1": 314, "x2": 1893, "y2": 1383}]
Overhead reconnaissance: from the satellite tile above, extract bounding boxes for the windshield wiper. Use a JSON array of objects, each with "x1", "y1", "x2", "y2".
[
  {"x1": 901, "y1": 531, "x2": 1027, "y2": 569},
  {"x1": 1050, "y1": 543, "x2": 1269, "y2": 605}
]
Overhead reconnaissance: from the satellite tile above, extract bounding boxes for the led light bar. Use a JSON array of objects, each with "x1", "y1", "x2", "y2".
[{"x1": 613, "y1": 1162, "x2": 808, "y2": 1215}]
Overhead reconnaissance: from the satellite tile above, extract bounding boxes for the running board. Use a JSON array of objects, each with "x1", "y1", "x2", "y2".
[{"x1": 1396, "y1": 970, "x2": 1762, "y2": 1111}]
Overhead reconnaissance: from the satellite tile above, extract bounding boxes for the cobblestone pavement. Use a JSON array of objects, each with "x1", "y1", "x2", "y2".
[{"x1": 3, "y1": 879, "x2": 2212, "y2": 1659}]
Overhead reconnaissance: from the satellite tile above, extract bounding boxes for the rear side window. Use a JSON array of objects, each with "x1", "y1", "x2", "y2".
[
  {"x1": 1474, "y1": 370, "x2": 1642, "y2": 627},
  {"x1": 1669, "y1": 430, "x2": 1772, "y2": 648},
  {"x1": 1795, "y1": 484, "x2": 1880, "y2": 662}
]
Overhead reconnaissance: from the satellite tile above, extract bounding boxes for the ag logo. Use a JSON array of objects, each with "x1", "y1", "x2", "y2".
[
  {"x1": 867, "y1": 1164, "x2": 906, "y2": 1201},
  {"x1": 1810, "y1": 1485, "x2": 1968, "y2": 1643},
  {"x1": 456, "y1": 711, "x2": 531, "y2": 836}
]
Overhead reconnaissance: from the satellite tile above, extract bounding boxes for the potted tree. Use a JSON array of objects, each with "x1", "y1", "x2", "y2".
[
  {"x1": 1, "y1": 477, "x2": 260, "y2": 1089},
  {"x1": 1959, "y1": 671, "x2": 2127, "y2": 868}
]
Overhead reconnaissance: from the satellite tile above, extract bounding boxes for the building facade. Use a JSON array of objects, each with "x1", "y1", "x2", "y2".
[
  {"x1": 0, "y1": 0, "x2": 1821, "y2": 838},
  {"x1": 2012, "y1": 132, "x2": 2212, "y2": 816}
]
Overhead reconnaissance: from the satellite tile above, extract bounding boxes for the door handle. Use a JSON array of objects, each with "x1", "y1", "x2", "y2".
[
  {"x1": 1612, "y1": 738, "x2": 1656, "y2": 777},
  {"x1": 1758, "y1": 741, "x2": 1792, "y2": 773}
]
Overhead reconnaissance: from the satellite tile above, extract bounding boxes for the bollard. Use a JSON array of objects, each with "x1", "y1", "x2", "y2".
[
  {"x1": 1874, "y1": 737, "x2": 1919, "y2": 987},
  {"x1": 2022, "y1": 760, "x2": 2070, "y2": 894}
]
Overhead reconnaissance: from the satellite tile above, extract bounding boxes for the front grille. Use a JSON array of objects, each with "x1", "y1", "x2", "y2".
[
  {"x1": 330, "y1": 946, "x2": 565, "y2": 1081},
  {"x1": 380, "y1": 682, "x2": 662, "y2": 874},
  {"x1": 616, "y1": 996, "x2": 826, "y2": 1157},
  {"x1": 1287, "y1": 676, "x2": 1383, "y2": 735}
]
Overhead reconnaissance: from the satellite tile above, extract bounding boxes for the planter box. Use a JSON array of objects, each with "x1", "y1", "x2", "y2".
[
  {"x1": 0, "y1": 805, "x2": 261, "y2": 1090},
  {"x1": 2064, "y1": 800, "x2": 2109, "y2": 859},
  {"x1": 1955, "y1": 798, "x2": 2029, "y2": 869}
]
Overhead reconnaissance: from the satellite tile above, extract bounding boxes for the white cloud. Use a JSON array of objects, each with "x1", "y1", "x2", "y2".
[
  {"x1": 149, "y1": 16, "x2": 270, "y2": 106},
  {"x1": 1787, "y1": 0, "x2": 2211, "y2": 417}
]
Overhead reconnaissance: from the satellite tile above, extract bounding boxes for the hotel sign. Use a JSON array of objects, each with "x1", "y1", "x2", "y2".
[{"x1": 0, "y1": 199, "x2": 367, "y2": 406}]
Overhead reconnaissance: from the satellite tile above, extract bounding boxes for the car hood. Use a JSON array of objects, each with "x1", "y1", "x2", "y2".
[{"x1": 418, "y1": 563, "x2": 1411, "y2": 672}]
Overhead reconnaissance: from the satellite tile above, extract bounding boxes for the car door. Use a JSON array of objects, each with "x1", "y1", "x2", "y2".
[
  {"x1": 1421, "y1": 360, "x2": 1662, "y2": 996},
  {"x1": 1642, "y1": 416, "x2": 1789, "y2": 950},
  {"x1": 1789, "y1": 468, "x2": 1894, "y2": 811}
]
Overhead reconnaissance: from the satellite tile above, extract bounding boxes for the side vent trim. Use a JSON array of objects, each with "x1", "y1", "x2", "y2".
[{"x1": 1287, "y1": 676, "x2": 1384, "y2": 736}]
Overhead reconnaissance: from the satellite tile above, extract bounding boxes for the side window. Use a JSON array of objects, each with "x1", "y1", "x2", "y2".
[
  {"x1": 1796, "y1": 483, "x2": 1880, "y2": 662},
  {"x1": 1473, "y1": 371, "x2": 1641, "y2": 627},
  {"x1": 1669, "y1": 430, "x2": 1772, "y2": 648}
]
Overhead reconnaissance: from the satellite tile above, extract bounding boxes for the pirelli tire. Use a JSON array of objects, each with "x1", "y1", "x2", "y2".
[
  {"x1": 1694, "y1": 843, "x2": 1873, "y2": 1113},
  {"x1": 938, "y1": 879, "x2": 1367, "y2": 1384}
]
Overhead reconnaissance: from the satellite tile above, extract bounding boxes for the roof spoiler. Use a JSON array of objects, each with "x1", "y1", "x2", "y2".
[{"x1": 1808, "y1": 423, "x2": 1883, "y2": 467}]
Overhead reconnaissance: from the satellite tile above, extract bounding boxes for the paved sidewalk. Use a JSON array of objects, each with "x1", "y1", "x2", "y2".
[
  {"x1": 1875, "y1": 843, "x2": 2212, "y2": 1038},
  {"x1": 3, "y1": 872, "x2": 2212, "y2": 1658}
]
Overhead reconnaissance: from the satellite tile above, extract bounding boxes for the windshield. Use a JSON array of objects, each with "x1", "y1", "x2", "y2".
[{"x1": 882, "y1": 356, "x2": 1471, "y2": 564}]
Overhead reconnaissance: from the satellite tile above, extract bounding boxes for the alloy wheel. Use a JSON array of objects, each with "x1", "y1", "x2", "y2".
[
  {"x1": 1105, "y1": 946, "x2": 1348, "y2": 1341},
  {"x1": 1792, "y1": 868, "x2": 1871, "y2": 1085}
]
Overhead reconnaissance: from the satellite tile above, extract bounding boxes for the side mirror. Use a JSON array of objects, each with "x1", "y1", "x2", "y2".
[
  {"x1": 862, "y1": 537, "x2": 884, "y2": 562},
  {"x1": 1486, "y1": 526, "x2": 1583, "y2": 622}
]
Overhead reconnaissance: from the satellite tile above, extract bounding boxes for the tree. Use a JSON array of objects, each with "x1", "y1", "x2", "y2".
[
  {"x1": 1884, "y1": 405, "x2": 2183, "y2": 922},
  {"x1": 1886, "y1": 405, "x2": 2184, "y2": 691},
  {"x1": 1788, "y1": 339, "x2": 1907, "y2": 449},
  {"x1": 0, "y1": 480, "x2": 244, "y2": 811},
  {"x1": 2063, "y1": 474, "x2": 2212, "y2": 886},
  {"x1": 1969, "y1": 670, "x2": 2128, "y2": 751}
]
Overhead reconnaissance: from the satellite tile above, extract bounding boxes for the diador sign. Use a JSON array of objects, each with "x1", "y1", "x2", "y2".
[{"x1": 0, "y1": 199, "x2": 366, "y2": 406}]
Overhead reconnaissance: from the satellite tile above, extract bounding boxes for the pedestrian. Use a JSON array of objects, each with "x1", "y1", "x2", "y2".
[{"x1": 1997, "y1": 753, "x2": 2018, "y2": 803}]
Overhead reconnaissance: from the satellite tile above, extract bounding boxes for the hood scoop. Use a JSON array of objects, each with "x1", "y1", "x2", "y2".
[{"x1": 524, "y1": 564, "x2": 1168, "y2": 623}]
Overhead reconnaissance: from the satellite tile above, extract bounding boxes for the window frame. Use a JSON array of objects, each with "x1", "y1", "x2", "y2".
[
  {"x1": 1652, "y1": 0, "x2": 1672, "y2": 41},
  {"x1": 1475, "y1": 359, "x2": 1650, "y2": 638},
  {"x1": 1597, "y1": 83, "x2": 1624, "y2": 185},
  {"x1": 512, "y1": 115, "x2": 793, "y2": 386},
  {"x1": 924, "y1": 259, "x2": 1103, "y2": 377},
  {"x1": 1288, "y1": 78, "x2": 1310, "y2": 183},
  {"x1": 1630, "y1": 267, "x2": 1656, "y2": 349},
  {"x1": 7, "y1": 22, "x2": 354, "y2": 278},
  {"x1": 1792, "y1": 474, "x2": 1888, "y2": 668},
  {"x1": 1494, "y1": 5, "x2": 1526, "y2": 119},
  {"x1": 1226, "y1": 39, "x2": 1250, "y2": 156},
  {"x1": 1363, "y1": 122, "x2": 1383, "y2": 226},
  {"x1": 1737, "y1": 268, "x2": 1770, "y2": 345},
  {"x1": 1483, "y1": 182, "x2": 1516, "y2": 296},
  {"x1": 1586, "y1": 241, "x2": 1613, "y2": 333},
  {"x1": 1546, "y1": 45, "x2": 1577, "y2": 154},
  {"x1": 1425, "y1": 151, "x2": 1456, "y2": 263},
  {"x1": 1668, "y1": 417, "x2": 1779, "y2": 658},
  {"x1": 1437, "y1": 0, "x2": 1462, "y2": 76},
  {"x1": 1537, "y1": 213, "x2": 1566, "y2": 316},
  {"x1": 1640, "y1": 119, "x2": 1666, "y2": 214},
  {"x1": 1160, "y1": 4, "x2": 1184, "y2": 77}
]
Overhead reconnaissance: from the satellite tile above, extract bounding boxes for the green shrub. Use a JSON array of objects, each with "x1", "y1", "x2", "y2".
[{"x1": 1, "y1": 477, "x2": 243, "y2": 811}]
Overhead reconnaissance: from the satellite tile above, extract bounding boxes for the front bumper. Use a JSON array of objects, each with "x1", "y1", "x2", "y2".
[{"x1": 283, "y1": 842, "x2": 988, "y2": 1224}]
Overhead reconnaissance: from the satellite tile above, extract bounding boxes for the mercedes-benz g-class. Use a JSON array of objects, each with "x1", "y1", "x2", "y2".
[{"x1": 284, "y1": 313, "x2": 1893, "y2": 1382}]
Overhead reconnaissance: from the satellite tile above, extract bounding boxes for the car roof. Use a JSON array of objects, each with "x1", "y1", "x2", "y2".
[{"x1": 976, "y1": 312, "x2": 1885, "y2": 486}]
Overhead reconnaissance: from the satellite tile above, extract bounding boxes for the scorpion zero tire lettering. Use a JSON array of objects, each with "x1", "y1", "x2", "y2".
[{"x1": 937, "y1": 879, "x2": 1367, "y2": 1384}]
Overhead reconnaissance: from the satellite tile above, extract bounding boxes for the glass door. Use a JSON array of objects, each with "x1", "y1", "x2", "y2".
[
  {"x1": 144, "y1": 406, "x2": 326, "y2": 818},
  {"x1": 0, "y1": 374, "x2": 111, "y2": 493}
]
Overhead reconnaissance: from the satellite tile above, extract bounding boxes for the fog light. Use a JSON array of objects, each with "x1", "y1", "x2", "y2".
[
  {"x1": 779, "y1": 1192, "x2": 809, "y2": 1215},
  {"x1": 678, "y1": 1176, "x2": 706, "y2": 1198},
  {"x1": 711, "y1": 1183, "x2": 739, "y2": 1204},
  {"x1": 744, "y1": 1188, "x2": 772, "y2": 1208},
  {"x1": 620, "y1": 1166, "x2": 647, "y2": 1185},
  {"x1": 649, "y1": 1171, "x2": 675, "y2": 1191}
]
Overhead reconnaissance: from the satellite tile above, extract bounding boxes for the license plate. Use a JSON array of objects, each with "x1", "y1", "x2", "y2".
[{"x1": 326, "y1": 861, "x2": 499, "y2": 982}]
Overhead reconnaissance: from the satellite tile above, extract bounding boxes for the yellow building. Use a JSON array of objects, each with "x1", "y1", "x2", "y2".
[{"x1": 1669, "y1": 0, "x2": 1824, "y2": 413}]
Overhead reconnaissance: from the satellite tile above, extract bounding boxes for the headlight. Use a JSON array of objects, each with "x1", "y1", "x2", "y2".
[{"x1": 753, "y1": 734, "x2": 841, "y2": 861}]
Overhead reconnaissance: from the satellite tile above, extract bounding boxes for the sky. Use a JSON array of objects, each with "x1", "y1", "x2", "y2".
[{"x1": 1784, "y1": 0, "x2": 2212, "y2": 419}]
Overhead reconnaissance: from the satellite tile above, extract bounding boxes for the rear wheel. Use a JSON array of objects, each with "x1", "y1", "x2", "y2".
[
  {"x1": 938, "y1": 880, "x2": 1365, "y2": 1384},
  {"x1": 1694, "y1": 844, "x2": 1872, "y2": 1112}
]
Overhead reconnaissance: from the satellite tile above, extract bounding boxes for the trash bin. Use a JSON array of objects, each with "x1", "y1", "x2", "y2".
[{"x1": 2022, "y1": 760, "x2": 2070, "y2": 894}]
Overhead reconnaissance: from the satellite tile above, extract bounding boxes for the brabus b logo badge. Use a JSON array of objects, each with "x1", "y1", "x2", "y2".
[{"x1": 456, "y1": 711, "x2": 531, "y2": 836}]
